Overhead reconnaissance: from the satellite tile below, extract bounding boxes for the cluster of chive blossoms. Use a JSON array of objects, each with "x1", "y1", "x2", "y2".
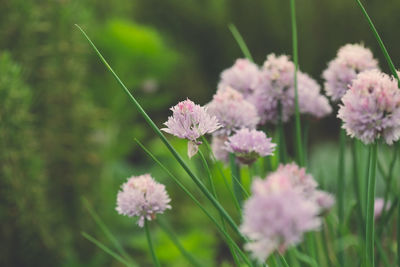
[
  {"x1": 249, "y1": 54, "x2": 331, "y2": 124},
  {"x1": 225, "y1": 128, "x2": 276, "y2": 165},
  {"x1": 162, "y1": 99, "x2": 221, "y2": 157},
  {"x1": 116, "y1": 174, "x2": 171, "y2": 227},
  {"x1": 322, "y1": 43, "x2": 379, "y2": 102},
  {"x1": 241, "y1": 163, "x2": 334, "y2": 262},
  {"x1": 338, "y1": 70, "x2": 400, "y2": 145}
]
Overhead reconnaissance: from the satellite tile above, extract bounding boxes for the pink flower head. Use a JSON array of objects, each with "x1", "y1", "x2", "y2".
[
  {"x1": 241, "y1": 185, "x2": 320, "y2": 262},
  {"x1": 206, "y1": 87, "x2": 259, "y2": 136},
  {"x1": 322, "y1": 43, "x2": 379, "y2": 101},
  {"x1": 162, "y1": 99, "x2": 221, "y2": 157},
  {"x1": 218, "y1": 58, "x2": 260, "y2": 97},
  {"x1": 298, "y1": 72, "x2": 332, "y2": 118},
  {"x1": 116, "y1": 174, "x2": 171, "y2": 227},
  {"x1": 251, "y1": 54, "x2": 295, "y2": 124},
  {"x1": 225, "y1": 128, "x2": 276, "y2": 165},
  {"x1": 338, "y1": 70, "x2": 400, "y2": 145}
]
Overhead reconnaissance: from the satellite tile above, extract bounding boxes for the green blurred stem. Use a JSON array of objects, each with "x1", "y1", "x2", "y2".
[
  {"x1": 289, "y1": 0, "x2": 304, "y2": 166},
  {"x1": 83, "y1": 198, "x2": 136, "y2": 265},
  {"x1": 277, "y1": 102, "x2": 287, "y2": 164},
  {"x1": 381, "y1": 144, "x2": 399, "y2": 220},
  {"x1": 135, "y1": 139, "x2": 253, "y2": 266},
  {"x1": 198, "y1": 148, "x2": 242, "y2": 266},
  {"x1": 229, "y1": 153, "x2": 243, "y2": 206},
  {"x1": 228, "y1": 24, "x2": 254, "y2": 62},
  {"x1": 351, "y1": 140, "x2": 364, "y2": 234},
  {"x1": 82, "y1": 232, "x2": 134, "y2": 267},
  {"x1": 76, "y1": 25, "x2": 243, "y2": 239},
  {"x1": 355, "y1": 0, "x2": 400, "y2": 86},
  {"x1": 337, "y1": 128, "x2": 345, "y2": 266},
  {"x1": 144, "y1": 220, "x2": 161, "y2": 267},
  {"x1": 157, "y1": 219, "x2": 202, "y2": 267},
  {"x1": 365, "y1": 142, "x2": 378, "y2": 267},
  {"x1": 397, "y1": 202, "x2": 400, "y2": 267}
]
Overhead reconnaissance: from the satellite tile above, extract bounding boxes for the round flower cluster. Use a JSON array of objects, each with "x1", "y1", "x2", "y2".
[
  {"x1": 218, "y1": 58, "x2": 260, "y2": 97},
  {"x1": 116, "y1": 174, "x2": 171, "y2": 227},
  {"x1": 162, "y1": 99, "x2": 221, "y2": 157},
  {"x1": 241, "y1": 163, "x2": 334, "y2": 262},
  {"x1": 225, "y1": 128, "x2": 276, "y2": 165},
  {"x1": 251, "y1": 54, "x2": 331, "y2": 124},
  {"x1": 338, "y1": 70, "x2": 400, "y2": 145},
  {"x1": 322, "y1": 43, "x2": 379, "y2": 102},
  {"x1": 206, "y1": 86, "x2": 260, "y2": 136}
]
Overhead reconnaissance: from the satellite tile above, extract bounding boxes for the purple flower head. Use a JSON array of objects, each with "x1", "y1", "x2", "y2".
[
  {"x1": 252, "y1": 163, "x2": 334, "y2": 212},
  {"x1": 322, "y1": 43, "x2": 379, "y2": 102},
  {"x1": 218, "y1": 58, "x2": 260, "y2": 97},
  {"x1": 241, "y1": 183, "x2": 320, "y2": 262},
  {"x1": 298, "y1": 72, "x2": 332, "y2": 119},
  {"x1": 162, "y1": 99, "x2": 221, "y2": 157},
  {"x1": 116, "y1": 174, "x2": 171, "y2": 227},
  {"x1": 338, "y1": 70, "x2": 400, "y2": 145},
  {"x1": 211, "y1": 135, "x2": 229, "y2": 163},
  {"x1": 206, "y1": 87, "x2": 259, "y2": 136},
  {"x1": 251, "y1": 54, "x2": 295, "y2": 124},
  {"x1": 225, "y1": 128, "x2": 276, "y2": 165},
  {"x1": 374, "y1": 198, "x2": 389, "y2": 219}
]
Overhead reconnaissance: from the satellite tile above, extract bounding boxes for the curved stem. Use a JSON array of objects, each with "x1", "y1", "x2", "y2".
[
  {"x1": 228, "y1": 24, "x2": 254, "y2": 62},
  {"x1": 230, "y1": 153, "x2": 243, "y2": 207},
  {"x1": 145, "y1": 220, "x2": 161, "y2": 267},
  {"x1": 337, "y1": 128, "x2": 346, "y2": 266}
]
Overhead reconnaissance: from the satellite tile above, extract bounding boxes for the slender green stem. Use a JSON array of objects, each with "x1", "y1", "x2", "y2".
[
  {"x1": 277, "y1": 102, "x2": 287, "y2": 164},
  {"x1": 381, "y1": 144, "x2": 399, "y2": 220},
  {"x1": 201, "y1": 136, "x2": 244, "y2": 212},
  {"x1": 365, "y1": 142, "x2": 378, "y2": 267},
  {"x1": 145, "y1": 220, "x2": 161, "y2": 267},
  {"x1": 229, "y1": 153, "x2": 243, "y2": 206},
  {"x1": 83, "y1": 198, "x2": 136, "y2": 265},
  {"x1": 76, "y1": 25, "x2": 242, "y2": 239},
  {"x1": 228, "y1": 24, "x2": 254, "y2": 62},
  {"x1": 82, "y1": 232, "x2": 135, "y2": 267},
  {"x1": 355, "y1": 0, "x2": 400, "y2": 86},
  {"x1": 351, "y1": 140, "x2": 365, "y2": 243},
  {"x1": 397, "y1": 202, "x2": 400, "y2": 267},
  {"x1": 289, "y1": 0, "x2": 304, "y2": 166},
  {"x1": 135, "y1": 139, "x2": 253, "y2": 266},
  {"x1": 337, "y1": 128, "x2": 345, "y2": 266},
  {"x1": 157, "y1": 219, "x2": 202, "y2": 267}
]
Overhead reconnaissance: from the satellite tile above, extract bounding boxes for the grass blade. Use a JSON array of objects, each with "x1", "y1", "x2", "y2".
[
  {"x1": 75, "y1": 24, "x2": 242, "y2": 239},
  {"x1": 355, "y1": 0, "x2": 400, "y2": 85},
  {"x1": 228, "y1": 23, "x2": 254, "y2": 62},
  {"x1": 82, "y1": 232, "x2": 134, "y2": 267}
]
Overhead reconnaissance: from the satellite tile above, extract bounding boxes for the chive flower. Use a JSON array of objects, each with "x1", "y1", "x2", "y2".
[
  {"x1": 211, "y1": 135, "x2": 229, "y2": 163},
  {"x1": 338, "y1": 70, "x2": 400, "y2": 145},
  {"x1": 162, "y1": 99, "x2": 221, "y2": 158},
  {"x1": 206, "y1": 87, "x2": 259, "y2": 136},
  {"x1": 225, "y1": 128, "x2": 276, "y2": 165},
  {"x1": 218, "y1": 58, "x2": 260, "y2": 97},
  {"x1": 116, "y1": 174, "x2": 171, "y2": 227},
  {"x1": 322, "y1": 43, "x2": 379, "y2": 102}
]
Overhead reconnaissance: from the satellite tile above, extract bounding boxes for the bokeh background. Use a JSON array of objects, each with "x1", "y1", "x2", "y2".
[{"x1": 1, "y1": 0, "x2": 400, "y2": 266}]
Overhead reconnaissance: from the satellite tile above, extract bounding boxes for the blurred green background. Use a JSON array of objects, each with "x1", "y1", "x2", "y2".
[{"x1": 1, "y1": 0, "x2": 399, "y2": 266}]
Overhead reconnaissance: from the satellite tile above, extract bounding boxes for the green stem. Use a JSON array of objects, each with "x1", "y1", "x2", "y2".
[
  {"x1": 229, "y1": 153, "x2": 243, "y2": 206},
  {"x1": 228, "y1": 24, "x2": 254, "y2": 62},
  {"x1": 355, "y1": 0, "x2": 400, "y2": 86},
  {"x1": 144, "y1": 220, "x2": 161, "y2": 267},
  {"x1": 351, "y1": 140, "x2": 365, "y2": 237},
  {"x1": 277, "y1": 102, "x2": 287, "y2": 164},
  {"x1": 397, "y1": 202, "x2": 400, "y2": 267},
  {"x1": 365, "y1": 142, "x2": 378, "y2": 267},
  {"x1": 75, "y1": 25, "x2": 242, "y2": 239},
  {"x1": 289, "y1": 0, "x2": 304, "y2": 166},
  {"x1": 135, "y1": 139, "x2": 253, "y2": 266},
  {"x1": 337, "y1": 128, "x2": 345, "y2": 266},
  {"x1": 157, "y1": 219, "x2": 202, "y2": 267}
]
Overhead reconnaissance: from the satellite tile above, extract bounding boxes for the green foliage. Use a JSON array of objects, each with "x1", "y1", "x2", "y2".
[{"x1": 0, "y1": 52, "x2": 56, "y2": 265}]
